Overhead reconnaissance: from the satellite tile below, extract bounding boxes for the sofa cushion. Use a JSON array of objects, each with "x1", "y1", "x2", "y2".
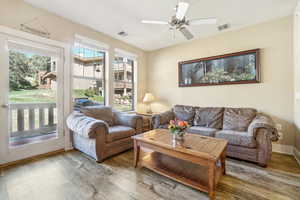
[
  {"x1": 158, "y1": 124, "x2": 169, "y2": 129},
  {"x1": 193, "y1": 107, "x2": 224, "y2": 129},
  {"x1": 223, "y1": 108, "x2": 257, "y2": 131},
  {"x1": 215, "y1": 130, "x2": 256, "y2": 148},
  {"x1": 81, "y1": 106, "x2": 114, "y2": 126},
  {"x1": 187, "y1": 126, "x2": 218, "y2": 137},
  {"x1": 106, "y1": 126, "x2": 135, "y2": 142},
  {"x1": 173, "y1": 105, "x2": 195, "y2": 125}
]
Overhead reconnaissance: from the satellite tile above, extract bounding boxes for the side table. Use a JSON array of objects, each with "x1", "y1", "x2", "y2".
[{"x1": 136, "y1": 112, "x2": 159, "y2": 132}]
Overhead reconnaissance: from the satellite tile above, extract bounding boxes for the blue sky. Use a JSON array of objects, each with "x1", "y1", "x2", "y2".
[{"x1": 73, "y1": 47, "x2": 104, "y2": 58}]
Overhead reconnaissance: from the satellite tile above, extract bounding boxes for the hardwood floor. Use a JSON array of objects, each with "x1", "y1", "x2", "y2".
[{"x1": 0, "y1": 150, "x2": 299, "y2": 200}]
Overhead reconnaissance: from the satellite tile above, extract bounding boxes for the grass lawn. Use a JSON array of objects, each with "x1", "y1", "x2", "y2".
[
  {"x1": 9, "y1": 89, "x2": 56, "y2": 103},
  {"x1": 9, "y1": 89, "x2": 105, "y2": 104},
  {"x1": 73, "y1": 89, "x2": 104, "y2": 103}
]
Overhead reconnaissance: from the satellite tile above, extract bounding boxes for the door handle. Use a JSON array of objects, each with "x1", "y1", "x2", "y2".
[{"x1": 1, "y1": 104, "x2": 9, "y2": 108}]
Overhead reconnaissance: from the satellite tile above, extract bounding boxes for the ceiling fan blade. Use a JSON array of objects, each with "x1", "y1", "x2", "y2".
[
  {"x1": 179, "y1": 27, "x2": 194, "y2": 40},
  {"x1": 176, "y1": 2, "x2": 189, "y2": 20},
  {"x1": 189, "y1": 18, "x2": 217, "y2": 25},
  {"x1": 141, "y1": 20, "x2": 168, "y2": 25}
]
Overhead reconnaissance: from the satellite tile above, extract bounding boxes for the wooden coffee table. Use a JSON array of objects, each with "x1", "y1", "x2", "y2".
[{"x1": 132, "y1": 129, "x2": 228, "y2": 200}]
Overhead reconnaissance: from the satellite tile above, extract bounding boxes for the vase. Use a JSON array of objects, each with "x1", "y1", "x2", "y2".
[
  {"x1": 171, "y1": 132, "x2": 185, "y2": 147},
  {"x1": 174, "y1": 132, "x2": 185, "y2": 141}
]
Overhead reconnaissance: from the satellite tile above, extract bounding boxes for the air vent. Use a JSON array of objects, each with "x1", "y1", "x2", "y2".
[
  {"x1": 218, "y1": 24, "x2": 230, "y2": 31},
  {"x1": 118, "y1": 31, "x2": 128, "y2": 37}
]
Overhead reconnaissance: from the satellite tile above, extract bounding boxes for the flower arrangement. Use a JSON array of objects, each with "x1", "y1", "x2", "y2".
[{"x1": 168, "y1": 119, "x2": 189, "y2": 137}]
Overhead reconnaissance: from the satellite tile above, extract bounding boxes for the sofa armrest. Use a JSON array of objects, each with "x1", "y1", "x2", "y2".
[
  {"x1": 248, "y1": 113, "x2": 279, "y2": 142},
  {"x1": 255, "y1": 128, "x2": 273, "y2": 167},
  {"x1": 114, "y1": 112, "x2": 143, "y2": 132},
  {"x1": 67, "y1": 111, "x2": 108, "y2": 138},
  {"x1": 152, "y1": 110, "x2": 175, "y2": 129}
]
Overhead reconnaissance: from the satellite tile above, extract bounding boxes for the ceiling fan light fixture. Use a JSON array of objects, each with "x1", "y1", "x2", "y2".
[
  {"x1": 179, "y1": 27, "x2": 194, "y2": 40},
  {"x1": 176, "y1": 2, "x2": 189, "y2": 20},
  {"x1": 141, "y1": 1, "x2": 216, "y2": 41}
]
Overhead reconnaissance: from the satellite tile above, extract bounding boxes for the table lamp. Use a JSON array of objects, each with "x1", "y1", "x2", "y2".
[{"x1": 143, "y1": 93, "x2": 155, "y2": 113}]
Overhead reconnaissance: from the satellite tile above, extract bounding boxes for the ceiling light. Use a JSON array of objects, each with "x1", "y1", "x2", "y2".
[{"x1": 176, "y1": 2, "x2": 189, "y2": 20}]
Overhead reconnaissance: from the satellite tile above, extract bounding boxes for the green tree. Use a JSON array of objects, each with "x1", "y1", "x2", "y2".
[
  {"x1": 9, "y1": 51, "x2": 34, "y2": 90},
  {"x1": 9, "y1": 51, "x2": 50, "y2": 90},
  {"x1": 29, "y1": 54, "x2": 51, "y2": 71}
]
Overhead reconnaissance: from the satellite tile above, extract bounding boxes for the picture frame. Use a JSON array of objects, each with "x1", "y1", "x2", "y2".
[{"x1": 178, "y1": 49, "x2": 260, "y2": 87}]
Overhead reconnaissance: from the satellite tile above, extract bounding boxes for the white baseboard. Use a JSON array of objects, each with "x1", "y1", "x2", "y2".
[
  {"x1": 294, "y1": 147, "x2": 300, "y2": 165},
  {"x1": 272, "y1": 143, "x2": 294, "y2": 155},
  {"x1": 65, "y1": 146, "x2": 74, "y2": 151}
]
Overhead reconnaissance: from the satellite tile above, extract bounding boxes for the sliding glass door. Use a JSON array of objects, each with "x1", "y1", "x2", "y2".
[{"x1": 0, "y1": 33, "x2": 65, "y2": 164}]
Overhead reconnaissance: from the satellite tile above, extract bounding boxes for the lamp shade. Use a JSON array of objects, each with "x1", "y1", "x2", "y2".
[{"x1": 143, "y1": 93, "x2": 155, "y2": 103}]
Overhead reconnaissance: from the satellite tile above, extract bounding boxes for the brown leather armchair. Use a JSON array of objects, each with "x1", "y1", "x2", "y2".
[{"x1": 67, "y1": 106, "x2": 143, "y2": 162}]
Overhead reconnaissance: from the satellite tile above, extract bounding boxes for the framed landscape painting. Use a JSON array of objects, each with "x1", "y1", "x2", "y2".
[{"x1": 178, "y1": 49, "x2": 260, "y2": 87}]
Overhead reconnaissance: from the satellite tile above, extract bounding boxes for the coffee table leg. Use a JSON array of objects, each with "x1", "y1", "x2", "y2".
[
  {"x1": 134, "y1": 140, "x2": 140, "y2": 168},
  {"x1": 208, "y1": 163, "x2": 216, "y2": 200},
  {"x1": 221, "y1": 150, "x2": 226, "y2": 175}
]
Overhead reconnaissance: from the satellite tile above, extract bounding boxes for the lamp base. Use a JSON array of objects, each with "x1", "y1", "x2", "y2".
[{"x1": 146, "y1": 103, "x2": 152, "y2": 114}]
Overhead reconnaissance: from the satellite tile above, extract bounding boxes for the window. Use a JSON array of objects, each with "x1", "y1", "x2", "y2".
[
  {"x1": 113, "y1": 56, "x2": 135, "y2": 111},
  {"x1": 72, "y1": 42, "x2": 105, "y2": 107}
]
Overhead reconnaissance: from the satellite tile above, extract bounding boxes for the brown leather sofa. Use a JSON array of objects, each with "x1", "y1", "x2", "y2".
[
  {"x1": 67, "y1": 106, "x2": 143, "y2": 162},
  {"x1": 152, "y1": 105, "x2": 279, "y2": 167}
]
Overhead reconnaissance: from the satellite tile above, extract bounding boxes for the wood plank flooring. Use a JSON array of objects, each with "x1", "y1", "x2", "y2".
[{"x1": 0, "y1": 150, "x2": 299, "y2": 200}]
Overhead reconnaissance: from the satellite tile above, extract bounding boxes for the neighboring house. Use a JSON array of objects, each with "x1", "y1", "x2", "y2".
[
  {"x1": 73, "y1": 54, "x2": 104, "y2": 96},
  {"x1": 38, "y1": 59, "x2": 58, "y2": 90}
]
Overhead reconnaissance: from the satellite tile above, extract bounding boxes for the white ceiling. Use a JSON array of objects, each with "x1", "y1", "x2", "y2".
[{"x1": 24, "y1": 0, "x2": 298, "y2": 51}]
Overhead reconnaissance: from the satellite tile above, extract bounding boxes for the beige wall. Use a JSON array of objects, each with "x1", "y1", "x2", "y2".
[
  {"x1": 294, "y1": 4, "x2": 300, "y2": 152},
  {"x1": 1, "y1": 0, "x2": 297, "y2": 147},
  {"x1": 147, "y1": 16, "x2": 295, "y2": 146},
  {"x1": 0, "y1": 0, "x2": 147, "y2": 110}
]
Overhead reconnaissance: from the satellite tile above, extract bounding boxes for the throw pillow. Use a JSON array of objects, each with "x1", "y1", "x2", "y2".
[
  {"x1": 173, "y1": 105, "x2": 195, "y2": 125},
  {"x1": 81, "y1": 106, "x2": 114, "y2": 126},
  {"x1": 194, "y1": 107, "x2": 224, "y2": 129},
  {"x1": 223, "y1": 108, "x2": 257, "y2": 131}
]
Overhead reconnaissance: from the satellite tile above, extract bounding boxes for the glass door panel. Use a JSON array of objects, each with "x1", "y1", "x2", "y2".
[{"x1": 8, "y1": 49, "x2": 59, "y2": 147}]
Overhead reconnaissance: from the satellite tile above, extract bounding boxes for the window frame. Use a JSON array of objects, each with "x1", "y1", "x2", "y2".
[
  {"x1": 72, "y1": 42, "x2": 107, "y2": 106},
  {"x1": 112, "y1": 56, "x2": 135, "y2": 112}
]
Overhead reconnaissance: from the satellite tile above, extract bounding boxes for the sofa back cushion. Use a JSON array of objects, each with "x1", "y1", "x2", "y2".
[
  {"x1": 81, "y1": 106, "x2": 114, "y2": 126},
  {"x1": 223, "y1": 108, "x2": 257, "y2": 131},
  {"x1": 173, "y1": 105, "x2": 195, "y2": 125},
  {"x1": 193, "y1": 107, "x2": 224, "y2": 129}
]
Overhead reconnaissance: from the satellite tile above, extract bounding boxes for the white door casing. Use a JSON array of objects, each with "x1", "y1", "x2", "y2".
[{"x1": 0, "y1": 26, "x2": 72, "y2": 164}]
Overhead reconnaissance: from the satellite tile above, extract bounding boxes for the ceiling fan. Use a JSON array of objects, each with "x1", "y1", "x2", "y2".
[{"x1": 141, "y1": 1, "x2": 217, "y2": 40}]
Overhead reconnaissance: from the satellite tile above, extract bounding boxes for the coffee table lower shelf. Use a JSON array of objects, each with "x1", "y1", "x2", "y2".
[{"x1": 139, "y1": 151, "x2": 222, "y2": 195}]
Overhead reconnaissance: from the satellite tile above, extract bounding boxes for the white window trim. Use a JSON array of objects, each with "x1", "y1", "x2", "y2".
[
  {"x1": 72, "y1": 36, "x2": 108, "y2": 106},
  {"x1": 72, "y1": 36, "x2": 139, "y2": 112},
  {"x1": 0, "y1": 25, "x2": 68, "y2": 49},
  {"x1": 114, "y1": 48, "x2": 138, "y2": 60},
  {"x1": 8, "y1": 40, "x2": 61, "y2": 58},
  {"x1": 113, "y1": 48, "x2": 138, "y2": 112},
  {"x1": 74, "y1": 34, "x2": 109, "y2": 51}
]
